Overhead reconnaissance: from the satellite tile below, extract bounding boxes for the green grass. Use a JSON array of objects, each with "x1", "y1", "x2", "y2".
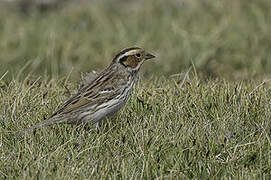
[
  {"x1": 1, "y1": 0, "x2": 271, "y2": 80},
  {"x1": 1, "y1": 75, "x2": 271, "y2": 179},
  {"x1": 1, "y1": 0, "x2": 271, "y2": 179}
]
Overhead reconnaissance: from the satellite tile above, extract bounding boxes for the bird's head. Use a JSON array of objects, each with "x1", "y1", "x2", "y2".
[{"x1": 112, "y1": 47, "x2": 155, "y2": 73}]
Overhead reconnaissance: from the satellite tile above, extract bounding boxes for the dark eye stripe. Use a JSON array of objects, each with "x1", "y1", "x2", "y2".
[
  {"x1": 112, "y1": 47, "x2": 141, "y2": 63},
  {"x1": 119, "y1": 56, "x2": 128, "y2": 67}
]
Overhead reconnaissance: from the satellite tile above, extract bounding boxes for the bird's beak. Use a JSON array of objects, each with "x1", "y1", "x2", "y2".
[{"x1": 145, "y1": 53, "x2": 156, "y2": 60}]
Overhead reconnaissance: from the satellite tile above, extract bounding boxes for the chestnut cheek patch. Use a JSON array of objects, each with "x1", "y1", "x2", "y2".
[{"x1": 121, "y1": 56, "x2": 141, "y2": 69}]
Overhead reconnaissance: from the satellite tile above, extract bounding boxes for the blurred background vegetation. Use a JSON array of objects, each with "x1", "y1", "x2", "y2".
[{"x1": 0, "y1": 0, "x2": 271, "y2": 81}]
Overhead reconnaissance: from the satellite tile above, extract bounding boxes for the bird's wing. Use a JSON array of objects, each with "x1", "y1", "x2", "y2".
[{"x1": 52, "y1": 70, "x2": 123, "y2": 116}]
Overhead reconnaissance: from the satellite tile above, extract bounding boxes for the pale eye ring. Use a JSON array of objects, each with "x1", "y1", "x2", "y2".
[{"x1": 135, "y1": 53, "x2": 141, "y2": 58}]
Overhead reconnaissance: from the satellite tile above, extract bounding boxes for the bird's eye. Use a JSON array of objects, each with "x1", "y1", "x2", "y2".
[{"x1": 135, "y1": 53, "x2": 141, "y2": 58}]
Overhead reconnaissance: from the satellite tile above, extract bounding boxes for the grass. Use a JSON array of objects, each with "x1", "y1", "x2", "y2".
[
  {"x1": 1, "y1": 0, "x2": 271, "y2": 179},
  {"x1": 1, "y1": 75, "x2": 271, "y2": 179},
  {"x1": 1, "y1": 0, "x2": 271, "y2": 80}
]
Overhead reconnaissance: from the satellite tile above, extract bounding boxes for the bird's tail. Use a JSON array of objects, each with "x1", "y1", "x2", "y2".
[{"x1": 21, "y1": 117, "x2": 67, "y2": 136}]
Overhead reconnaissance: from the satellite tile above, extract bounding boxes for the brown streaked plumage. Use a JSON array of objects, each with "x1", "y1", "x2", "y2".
[{"x1": 23, "y1": 47, "x2": 155, "y2": 135}]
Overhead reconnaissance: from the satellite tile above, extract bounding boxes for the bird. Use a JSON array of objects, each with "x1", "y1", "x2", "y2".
[{"x1": 23, "y1": 47, "x2": 155, "y2": 134}]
